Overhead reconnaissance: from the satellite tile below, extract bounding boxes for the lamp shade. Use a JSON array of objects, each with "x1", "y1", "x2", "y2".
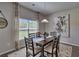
[{"x1": 41, "y1": 19, "x2": 48, "y2": 23}]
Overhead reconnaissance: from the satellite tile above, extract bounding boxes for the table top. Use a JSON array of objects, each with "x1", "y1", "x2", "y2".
[
  {"x1": 33, "y1": 36, "x2": 52, "y2": 42},
  {"x1": 33, "y1": 36, "x2": 53, "y2": 46}
]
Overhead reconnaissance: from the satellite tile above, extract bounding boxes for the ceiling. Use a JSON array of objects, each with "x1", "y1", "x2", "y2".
[{"x1": 19, "y1": 2, "x2": 79, "y2": 15}]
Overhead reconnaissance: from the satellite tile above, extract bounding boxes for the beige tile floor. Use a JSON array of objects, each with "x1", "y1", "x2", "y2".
[{"x1": 8, "y1": 43, "x2": 72, "y2": 57}]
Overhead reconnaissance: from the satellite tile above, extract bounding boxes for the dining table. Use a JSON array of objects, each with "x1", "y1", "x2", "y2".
[{"x1": 32, "y1": 36, "x2": 54, "y2": 57}]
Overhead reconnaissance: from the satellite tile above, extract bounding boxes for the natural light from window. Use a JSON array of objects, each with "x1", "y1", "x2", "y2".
[{"x1": 19, "y1": 18, "x2": 39, "y2": 40}]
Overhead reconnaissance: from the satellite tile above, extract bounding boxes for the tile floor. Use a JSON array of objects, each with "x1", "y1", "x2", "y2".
[{"x1": 8, "y1": 43, "x2": 72, "y2": 57}]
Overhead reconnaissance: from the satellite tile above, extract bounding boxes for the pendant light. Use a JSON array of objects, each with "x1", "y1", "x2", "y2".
[
  {"x1": 41, "y1": 2, "x2": 48, "y2": 23},
  {"x1": 41, "y1": 18, "x2": 48, "y2": 23}
]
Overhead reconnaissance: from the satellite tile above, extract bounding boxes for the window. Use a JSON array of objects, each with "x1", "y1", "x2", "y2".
[{"x1": 19, "y1": 18, "x2": 39, "y2": 40}]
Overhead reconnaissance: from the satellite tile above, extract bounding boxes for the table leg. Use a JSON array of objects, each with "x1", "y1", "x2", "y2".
[{"x1": 40, "y1": 46, "x2": 45, "y2": 57}]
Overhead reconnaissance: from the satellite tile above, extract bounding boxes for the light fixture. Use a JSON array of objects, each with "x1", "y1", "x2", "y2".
[
  {"x1": 41, "y1": 18, "x2": 48, "y2": 23},
  {"x1": 41, "y1": 2, "x2": 48, "y2": 23},
  {"x1": 41, "y1": 18, "x2": 48, "y2": 40}
]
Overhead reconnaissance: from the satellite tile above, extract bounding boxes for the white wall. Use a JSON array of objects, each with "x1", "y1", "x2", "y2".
[
  {"x1": 46, "y1": 8, "x2": 79, "y2": 46},
  {"x1": 0, "y1": 3, "x2": 15, "y2": 54}
]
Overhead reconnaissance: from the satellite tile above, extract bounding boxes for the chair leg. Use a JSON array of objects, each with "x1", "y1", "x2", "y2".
[
  {"x1": 52, "y1": 52, "x2": 53, "y2": 57},
  {"x1": 26, "y1": 52, "x2": 28, "y2": 57},
  {"x1": 52, "y1": 54, "x2": 53, "y2": 57},
  {"x1": 55, "y1": 50, "x2": 58, "y2": 57},
  {"x1": 26, "y1": 51, "x2": 29, "y2": 57},
  {"x1": 47, "y1": 52, "x2": 50, "y2": 57},
  {"x1": 33, "y1": 54, "x2": 35, "y2": 57},
  {"x1": 26, "y1": 49, "x2": 30, "y2": 57}
]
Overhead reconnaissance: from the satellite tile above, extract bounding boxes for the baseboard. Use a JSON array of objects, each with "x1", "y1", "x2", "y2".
[
  {"x1": 60, "y1": 41, "x2": 79, "y2": 47},
  {"x1": 0, "y1": 48, "x2": 15, "y2": 56}
]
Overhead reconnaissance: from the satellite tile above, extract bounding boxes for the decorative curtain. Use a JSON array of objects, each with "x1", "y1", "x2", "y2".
[{"x1": 14, "y1": 2, "x2": 20, "y2": 50}]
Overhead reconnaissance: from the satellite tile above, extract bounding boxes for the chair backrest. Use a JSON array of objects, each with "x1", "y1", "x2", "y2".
[
  {"x1": 50, "y1": 31, "x2": 57, "y2": 37},
  {"x1": 43, "y1": 32, "x2": 49, "y2": 39},
  {"x1": 50, "y1": 32, "x2": 53, "y2": 36},
  {"x1": 51, "y1": 34, "x2": 60, "y2": 50},
  {"x1": 29, "y1": 33, "x2": 36, "y2": 38},
  {"x1": 57, "y1": 35, "x2": 61, "y2": 44},
  {"x1": 51, "y1": 35, "x2": 61, "y2": 57},
  {"x1": 24, "y1": 37, "x2": 34, "y2": 56},
  {"x1": 36, "y1": 32, "x2": 42, "y2": 37}
]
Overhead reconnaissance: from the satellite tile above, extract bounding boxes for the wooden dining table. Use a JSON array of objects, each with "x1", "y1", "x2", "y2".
[{"x1": 33, "y1": 36, "x2": 54, "y2": 57}]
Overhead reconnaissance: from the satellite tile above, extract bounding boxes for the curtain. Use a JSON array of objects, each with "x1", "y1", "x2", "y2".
[{"x1": 14, "y1": 2, "x2": 20, "y2": 49}]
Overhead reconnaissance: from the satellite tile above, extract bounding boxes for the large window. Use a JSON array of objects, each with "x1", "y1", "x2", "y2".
[{"x1": 19, "y1": 18, "x2": 39, "y2": 40}]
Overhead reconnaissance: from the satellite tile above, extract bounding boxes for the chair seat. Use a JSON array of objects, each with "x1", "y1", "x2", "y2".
[
  {"x1": 44, "y1": 44, "x2": 56, "y2": 54},
  {"x1": 28, "y1": 47, "x2": 41, "y2": 56},
  {"x1": 34, "y1": 47, "x2": 41, "y2": 53}
]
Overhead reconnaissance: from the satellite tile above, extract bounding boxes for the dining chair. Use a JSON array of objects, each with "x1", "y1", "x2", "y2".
[
  {"x1": 50, "y1": 32, "x2": 53, "y2": 36},
  {"x1": 44, "y1": 35, "x2": 61, "y2": 57},
  {"x1": 24, "y1": 37, "x2": 42, "y2": 57},
  {"x1": 29, "y1": 33, "x2": 42, "y2": 49},
  {"x1": 29, "y1": 33, "x2": 36, "y2": 38},
  {"x1": 36, "y1": 32, "x2": 41, "y2": 37},
  {"x1": 50, "y1": 31, "x2": 57, "y2": 37}
]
